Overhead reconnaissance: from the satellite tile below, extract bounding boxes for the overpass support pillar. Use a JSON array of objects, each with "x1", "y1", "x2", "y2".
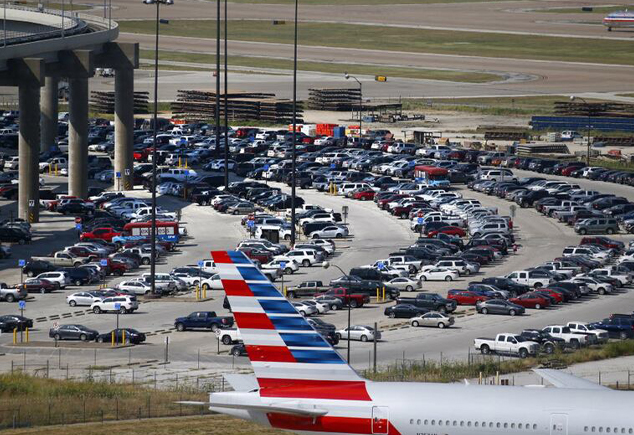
[
  {"x1": 115, "y1": 67, "x2": 134, "y2": 191},
  {"x1": 18, "y1": 83, "x2": 41, "y2": 223},
  {"x1": 40, "y1": 76, "x2": 58, "y2": 153},
  {"x1": 68, "y1": 77, "x2": 89, "y2": 199}
]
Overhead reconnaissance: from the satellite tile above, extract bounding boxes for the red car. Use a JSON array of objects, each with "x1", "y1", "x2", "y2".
[
  {"x1": 377, "y1": 194, "x2": 408, "y2": 210},
  {"x1": 509, "y1": 293, "x2": 550, "y2": 309},
  {"x1": 237, "y1": 247, "x2": 272, "y2": 264},
  {"x1": 447, "y1": 290, "x2": 489, "y2": 305},
  {"x1": 428, "y1": 226, "x2": 466, "y2": 238},
  {"x1": 80, "y1": 227, "x2": 122, "y2": 243},
  {"x1": 353, "y1": 189, "x2": 376, "y2": 201},
  {"x1": 133, "y1": 148, "x2": 151, "y2": 162},
  {"x1": 16, "y1": 278, "x2": 57, "y2": 294},
  {"x1": 535, "y1": 288, "x2": 563, "y2": 304}
]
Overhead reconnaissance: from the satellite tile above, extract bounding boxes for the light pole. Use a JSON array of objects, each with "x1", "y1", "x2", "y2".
[
  {"x1": 143, "y1": 0, "x2": 173, "y2": 296},
  {"x1": 290, "y1": 0, "x2": 299, "y2": 246},
  {"x1": 215, "y1": 0, "x2": 221, "y2": 162},
  {"x1": 344, "y1": 72, "x2": 362, "y2": 146},
  {"x1": 322, "y1": 261, "x2": 351, "y2": 363},
  {"x1": 570, "y1": 95, "x2": 591, "y2": 166},
  {"x1": 223, "y1": 0, "x2": 229, "y2": 189}
]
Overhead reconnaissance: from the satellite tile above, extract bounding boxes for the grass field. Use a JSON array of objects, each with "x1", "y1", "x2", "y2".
[
  {"x1": 3, "y1": 415, "x2": 285, "y2": 435},
  {"x1": 220, "y1": 0, "x2": 518, "y2": 4},
  {"x1": 17, "y1": 1, "x2": 92, "y2": 11},
  {"x1": 139, "y1": 49, "x2": 501, "y2": 83},
  {"x1": 120, "y1": 20, "x2": 634, "y2": 65},
  {"x1": 402, "y1": 95, "x2": 607, "y2": 116},
  {"x1": 541, "y1": 5, "x2": 632, "y2": 14}
]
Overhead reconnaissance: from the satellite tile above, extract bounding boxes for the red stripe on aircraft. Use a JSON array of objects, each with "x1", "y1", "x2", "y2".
[
  {"x1": 258, "y1": 379, "x2": 372, "y2": 401},
  {"x1": 233, "y1": 312, "x2": 275, "y2": 329},
  {"x1": 267, "y1": 414, "x2": 401, "y2": 435},
  {"x1": 223, "y1": 280, "x2": 253, "y2": 297},
  {"x1": 211, "y1": 251, "x2": 232, "y2": 264},
  {"x1": 246, "y1": 345, "x2": 297, "y2": 363}
]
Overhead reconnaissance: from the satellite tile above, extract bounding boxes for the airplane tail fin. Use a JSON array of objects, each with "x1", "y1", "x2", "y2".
[{"x1": 212, "y1": 250, "x2": 371, "y2": 401}]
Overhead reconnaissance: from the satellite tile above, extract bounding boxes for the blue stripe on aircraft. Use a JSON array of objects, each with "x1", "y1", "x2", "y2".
[
  {"x1": 290, "y1": 349, "x2": 345, "y2": 364},
  {"x1": 259, "y1": 299, "x2": 297, "y2": 314},
  {"x1": 280, "y1": 333, "x2": 330, "y2": 348},
  {"x1": 270, "y1": 316, "x2": 314, "y2": 331},
  {"x1": 249, "y1": 283, "x2": 282, "y2": 297}
]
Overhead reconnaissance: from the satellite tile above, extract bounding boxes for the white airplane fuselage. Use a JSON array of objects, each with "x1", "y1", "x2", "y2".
[{"x1": 212, "y1": 380, "x2": 634, "y2": 435}]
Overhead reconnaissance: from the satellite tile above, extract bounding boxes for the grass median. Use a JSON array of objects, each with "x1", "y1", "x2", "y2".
[
  {"x1": 217, "y1": 0, "x2": 518, "y2": 4},
  {"x1": 402, "y1": 95, "x2": 614, "y2": 116},
  {"x1": 139, "y1": 49, "x2": 501, "y2": 83},
  {"x1": 120, "y1": 20, "x2": 634, "y2": 65}
]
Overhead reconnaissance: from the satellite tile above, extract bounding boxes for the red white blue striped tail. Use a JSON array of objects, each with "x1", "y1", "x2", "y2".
[{"x1": 211, "y1": 250, "x2": 370, "y2": 401}]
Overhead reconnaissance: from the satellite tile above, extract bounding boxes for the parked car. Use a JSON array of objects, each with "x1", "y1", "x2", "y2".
[
  {"x1": 91, "y1": 296, "x2": 138, "y2": 314},
  {"x1": 48, "y1": 324, "x2": 99, "y2": 341},
  {"x1": 96, "y1": 328, "x2": 146, "y2": 344},
  {"x1": 66, "y1": 291, "x2": 104, "y2": 307},
  {"x1": 335, "y1": 325, "x2": 381, "y2": 342},
  {"x1": 410, "y1": 311, "x2": 455, "y2": 328},
  {"x1": 384, "y1": 303, "x2": 428, "y2": 319},
  {"x1": 476, "y1": 299, "x2": 525, "y2": 316}
]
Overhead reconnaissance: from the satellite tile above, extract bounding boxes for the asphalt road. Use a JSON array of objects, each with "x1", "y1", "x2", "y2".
[{"x1": 1, "y1": 168, "x2": 633, "y2": 375}]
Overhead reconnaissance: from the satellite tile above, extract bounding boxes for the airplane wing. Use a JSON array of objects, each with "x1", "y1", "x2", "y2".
[
  {"x1": 177, "y1": 401, "x2": 329, "y2": 417},
  {"x1": 533, "y1": 369, "x2": 609, "y2": 390}
]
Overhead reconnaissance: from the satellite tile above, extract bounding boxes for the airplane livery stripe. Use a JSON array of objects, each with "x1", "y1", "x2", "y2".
[
  {"x1": 258, "y1": 379, "x2": 372, "y2": 401},
  {"x1": 267, "y1": 414, "x2": 402, "y2": 435},
  {"x1": 290, "y1": 349, "x2": 346, "y2": 364},
  {"x1": 214, "y1": 250, "x2": 364, "y2": 382},
  {"x1": 279, "y1": 332, "x2": 331, "y2": 348},
  {"x1": 211, "y1": 251, "x2": 233, "y2": 264},
  {"x1": 223, "y1": 280, "x2": 254, "y2": 297},
  {"x1": 245, "y1": 345, "x2": 297, "y2": 363},
  {"x1": 233, "y1": 312, "x2": 275, "y2": 330}
]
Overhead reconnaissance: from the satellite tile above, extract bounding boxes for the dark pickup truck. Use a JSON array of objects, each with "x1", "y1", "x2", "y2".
[
  {"x1": 286, "y1": 280, "x2": 329, "y2": 299},
  {"x1": 329, "y1": 276, "x2": 400, "y2": 300},
  {"x1": 174, "y1": 311, "x2": 234, "y2": 332},
  {"x1": 396, "y1": 293, "x2": 457, "y2": 313},
  {"x1": 315, "y1": 288, "x2": 370, "y2": 308},
  {"x1": 519, "y1": 329, "x2": 567, "y2": 354}
]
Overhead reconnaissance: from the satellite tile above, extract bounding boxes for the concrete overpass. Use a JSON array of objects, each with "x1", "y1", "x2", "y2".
[{"x1": 0, "y1": 5, "x2": 139, "y2": 222}]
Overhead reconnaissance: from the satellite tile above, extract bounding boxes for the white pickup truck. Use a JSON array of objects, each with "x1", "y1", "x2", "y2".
[
  {"x1": 474, "y1": 333, "x2": 540, "y2": 358},
  {"x1": 505, "y1": 270, "x2": 553, "y2": 288},
  {"x1": 216, "y1": 328, "x2": 242, "y2": 345},
  {"x1": 566, "y1": 321, "x2": 609, "y2": 344},
  {"x1": 542, "y1": 325, "x2": 588, "y2": 349},
  {"x1": 587, "y1": 268, "x2": 632, "y2": 287}
]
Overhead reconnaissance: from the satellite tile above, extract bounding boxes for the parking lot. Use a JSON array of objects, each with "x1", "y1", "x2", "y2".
[{"x1": 0, "y1": 140, "x2": 633, "y2": 381}]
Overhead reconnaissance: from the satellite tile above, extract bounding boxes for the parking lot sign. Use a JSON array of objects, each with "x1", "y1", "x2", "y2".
[
  {"x1": 100, "y1": 259, "x2": 108, "y2": 267},
  {"x1": 198, "y1": 260, "x2": 204, "y2": 267},
  {"x1": 377, "y1": 261, "x2": 386, "y2": 270},
  {"x1": 330, "y1": 163, "x2": 336, "y2": 169},
  {"x1": 114, "y1": 303, "x2": 121, "y2": 310},
  {"x1": 18, "y1": 300, "x2": 25, "y2": 310},
  {"x1": 115, "y1": 172, "x2": 122, "y2": 179},
  {"x1": 75, "y1": 223, "x2": 82, "y2": 231},
  {"x1": 263, "y1": 164, "x2": 270, "y2": 171},
  {"x1": 417, "y1": 217, "x2": 424, "y2": 224},
  {"x1": 18, "y1": 259, "x2": 25, "y2": 267},
  {"x1": 280, "y1": 261, "x2": 287, "y2": 269},
  {"x1": 247, "y1": 220, "x2": 255, "y2": 228}
]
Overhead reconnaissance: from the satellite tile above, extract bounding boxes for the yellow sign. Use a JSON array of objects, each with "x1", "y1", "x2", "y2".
[{"x1": 375, "y1": 75, "x2": 387, "y2": 82}]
